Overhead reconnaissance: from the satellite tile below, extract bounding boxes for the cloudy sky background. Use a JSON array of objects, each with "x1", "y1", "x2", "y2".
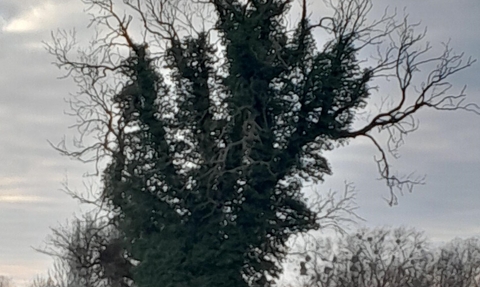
[{"x1": 0, "y1": 0, "x2": 479, "y2": 285}]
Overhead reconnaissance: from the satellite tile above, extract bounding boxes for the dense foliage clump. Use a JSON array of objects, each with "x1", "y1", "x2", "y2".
[
  {"x1": 47, "y1": 0, "x2": 474, "y2": 286},
  {"x1": 101, "y1": 5, "x2": 372, "y2": 287}
]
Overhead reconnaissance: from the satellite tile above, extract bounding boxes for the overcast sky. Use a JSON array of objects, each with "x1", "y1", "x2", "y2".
[{"x1": 0, "y1": 0, "x2": 479, "y2": 285}]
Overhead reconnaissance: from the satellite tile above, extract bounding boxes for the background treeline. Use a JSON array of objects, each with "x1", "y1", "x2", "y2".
[
  {"x1": 283, "y1": 227, "x2": 480, "y2": 287},
  {"x1": 28, "y1": 214, "x2": 480, "y2": 287}
]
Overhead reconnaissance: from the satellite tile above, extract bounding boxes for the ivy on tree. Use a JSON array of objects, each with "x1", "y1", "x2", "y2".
[{"x1": 48, "y1": 0, "x2": 476, "y2": 286}]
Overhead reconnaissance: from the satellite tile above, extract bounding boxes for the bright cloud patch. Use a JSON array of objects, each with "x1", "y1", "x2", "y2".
[
  {"x1": 2, "y1": 2, "x2": 57, "y2": 33},
  {"x1": 0, "y1": 195, "x2": 49, "y2": 203}
]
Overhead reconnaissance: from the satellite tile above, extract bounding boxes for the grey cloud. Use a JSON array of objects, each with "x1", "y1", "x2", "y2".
[
  {"x1": 0, "y1": 1, "x2": 97, "y2": 284},
  {"x1": 0, "y1": 1, "x2": 29, "y2": 20}
]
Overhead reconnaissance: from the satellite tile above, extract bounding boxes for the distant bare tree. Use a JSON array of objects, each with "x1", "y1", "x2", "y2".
[
  {"x1": 29, "y1": 276, "x2": 57, "y2": 287},
  {"x1": 37, "y1": 211, "x2": 132, "y2": 287},
  {"x1": 429, "y1": 237, "x2": 480, "y2": 287},
  {"x1": 0, "y1": 276, "x2": 14, "y2": 287},
  {"x1": 285, "y1": 227, "x2": 431, "y2": 287},
  {"x1": 283, "y1": 228, "x2": 480, "y2": 287}
]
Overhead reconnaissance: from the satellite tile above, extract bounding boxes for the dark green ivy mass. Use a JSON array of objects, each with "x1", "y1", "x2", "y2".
[{"x1": 101, "y1": 1, "x2": 370, "y2": 287}]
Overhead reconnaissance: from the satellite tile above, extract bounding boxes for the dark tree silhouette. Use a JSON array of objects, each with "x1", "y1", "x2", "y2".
[
  {"x1": 47, "y1": 0, "x2": 476, "y2": 286},
  {"x1": 38, "y1": 213, "x2": 132, "y2": 287}
]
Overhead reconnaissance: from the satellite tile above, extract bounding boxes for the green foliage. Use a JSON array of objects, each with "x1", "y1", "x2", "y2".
[
  {"x1": 100, "y1": 2, "x2": 371, "y2": 286},
  {"x1": 49, "y1": 0, "x2": 473, "y2": 286}
]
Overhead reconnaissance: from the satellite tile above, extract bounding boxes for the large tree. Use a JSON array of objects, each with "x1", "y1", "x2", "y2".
[{"x1": 48, "y1": 0, "x2": 476, "y2": 286}]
